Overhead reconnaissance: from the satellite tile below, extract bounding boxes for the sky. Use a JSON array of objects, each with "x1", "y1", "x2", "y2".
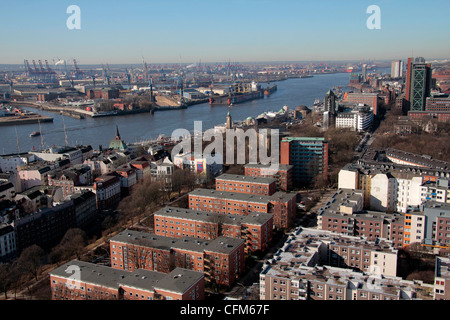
[{"x1": 0, "y1": 0, "x2": 449, "y2": 65}]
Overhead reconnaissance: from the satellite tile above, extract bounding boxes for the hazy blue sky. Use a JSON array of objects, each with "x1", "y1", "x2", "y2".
[{"x1": 1, "y1": 0, "x2": 449, "y2": 64}]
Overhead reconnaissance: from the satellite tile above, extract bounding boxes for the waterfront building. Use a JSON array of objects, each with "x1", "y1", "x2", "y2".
[
  {"x1": 0, "y1": 153, "x2": 37, "y2": 173},
  {"x1": 280, "y1": 137, "x2": 329, "y2": 185},
  {"x1": 109, "y1": 126, "x2": 127, "y2": 151}
]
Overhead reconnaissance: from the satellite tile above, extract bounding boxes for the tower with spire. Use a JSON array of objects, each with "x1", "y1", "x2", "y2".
[
  {"x1": 109, "y1": 125, "x2": 127, "y2": 150},
  {"x1": 226, "y1": 111, "x2": 232, "y2": 129}
]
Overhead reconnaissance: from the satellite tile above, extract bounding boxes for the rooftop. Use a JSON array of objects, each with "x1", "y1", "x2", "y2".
[{"x1": 216, "y1": 173, "x2": 277, "y2": 185}]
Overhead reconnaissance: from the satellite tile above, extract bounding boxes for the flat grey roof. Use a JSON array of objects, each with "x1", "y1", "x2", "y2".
[
  {"x1": 153, "y1": 206, "x2": 272, "y2": 226},
  {"x1": 110, "y1": 229, "x2": 177, "y2": 250},
  {"x1": 189, "y1": 188, "x2": 296, "y2": 204},
  {"x1": 49, "y1": 260, "x2": 203, "y2": 294},
  {"x1": 216, "y1": 173, "x2": 276, "y2": 184}
]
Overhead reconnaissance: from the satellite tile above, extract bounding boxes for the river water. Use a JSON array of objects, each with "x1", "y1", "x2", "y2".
[{"x1": 1, "y1": 72, "x2": 355, "y2": 154}]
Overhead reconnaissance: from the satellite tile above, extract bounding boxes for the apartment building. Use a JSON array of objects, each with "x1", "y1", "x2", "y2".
[
  {"x1": 215, "y1": 174, "x2": 277, "y2": 196},
  {"x1": 317, "y1": 189, "x2": 406, "y2": 248},
  {"x1": 188, "y1": 188, "x2": 296, "y2": 229},
  {"x1": 153, "y1": 206, "x2": 273, "y2": 253},
  {"x1": 434, "y1": 256, "x2": 450, "y2": 300},
  {"x1": 92, "y1": 173, "x2": 121, "y2": 211},
  {"x1": 280, "y1": 137, "x2": 329, "y2": 184},
  {"x1": 244, "y1": 163, "x2": 293, "y2": 191},
  {"x1": 259, "y1": 227, "x2": 433, "y2": 300},
  {"x1": 109, "y1": 229, "x2": 245, "y2": 287},
  {"x1": 49, "y1": 260, "x2": 205, "y2": 300},
  {"x1": 421, "y1": 178, "x2": 450, "y2": 204}
]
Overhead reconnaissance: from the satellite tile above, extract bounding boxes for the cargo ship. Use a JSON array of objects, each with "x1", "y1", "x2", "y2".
[
  {"x1": 264, "y1": 84, "x2": 278, "y2": 96},
  {"x1": 209, "y1": 90, "x2": 264, "y2": 105},
  {"x1": 209, "y1": 81, "x2": 265, "y2": 105}
]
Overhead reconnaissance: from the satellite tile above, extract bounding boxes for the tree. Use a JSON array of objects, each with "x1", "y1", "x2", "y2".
[
  {"x1": 0, "y1": 263, "x2": 12, "y2": 299},
  {"x1": 50, "y1": 228, "x2": 88, "y2": 263},
  {"x1": 16, "y1": 245, "x2": 46, "y2": 281}
]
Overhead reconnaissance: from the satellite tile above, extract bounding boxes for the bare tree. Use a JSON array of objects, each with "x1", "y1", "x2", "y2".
[{"x1": 16, "y1": 245, "x2": 46, "y2": 281}]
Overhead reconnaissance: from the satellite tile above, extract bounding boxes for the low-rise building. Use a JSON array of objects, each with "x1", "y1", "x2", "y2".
[
  {"x1": 49, "y1": 260, "x2": 205, "y2": 300},
  {"x1": 215, "y1": 173, "x2": 277, "y2": 196}
]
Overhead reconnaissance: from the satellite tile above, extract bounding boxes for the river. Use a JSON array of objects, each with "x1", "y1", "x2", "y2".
[{"x1": 1, "y1": 72, "x2": 357, "y2": 154}]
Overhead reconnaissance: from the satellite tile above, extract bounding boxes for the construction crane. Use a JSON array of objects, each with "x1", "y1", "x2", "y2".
[
  {"x1": 73, "y1": 59, "x2": 83, "y2": 79},
  {"x1": 142, "y1": 57, "x2": 149, "y2": 82},
  {"x1": 89, "y1": 69, "x2": 96, "y2": 89},
  {"x1": 101, "y1": 64, "x2": 111, "y2": 86}
]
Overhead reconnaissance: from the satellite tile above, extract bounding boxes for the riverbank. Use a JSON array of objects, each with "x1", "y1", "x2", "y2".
[{"x1": 0, "y1": 114, "x2": 53, "y2": 126}]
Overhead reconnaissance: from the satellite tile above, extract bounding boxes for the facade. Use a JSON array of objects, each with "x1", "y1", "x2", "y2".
[
  {"x1": 47, "y1": 166, "x2": 93, "y2": 198},
  {"x1": 280, "y1": 137, "x2": 329, "y2": 185},
  {"x1": 0, "y1": 153, "x2": 36, "y2": 173},
  {"x1": 173, "y1": 152, "x2": 223, "y2": 181},
  {"x1": 215, "y1": 173, "x2": 277, "y2": 196},
  {"x1": 244, "y1": 163, "x2": 293, "y2": 191},
  {"x1": 31, "y1": 146, "x2": 83, "y2": 166},
  {"x1": 0, "y1": 224, "x2": 16, "y2": 262},
  {"x1": 153, "y1": 206, "x2": 273, "y2": 253},
  {"x1": 49, "y1": 260, "x2": 205, "y2": 300},
  {"x1": 114, "y1": 165, "x2": 137, "y2": 196},
  {"x1": 405, "y1": 57, "x2": 432, "y2": 112},
  {"x1": 344, "y1": 93, "x2": 379, "y2": 116},
  {"x1": 335, "y1": 105, "x2": 374, "y2": 132},
  {"x1": 12, "y1": 200, "x2": 76, "y2": 253},
  {"x1": 391, "y1": 60, "x2": 404, "y2": 79},
  {"x1": 92, "y1": 173, "x2": 121, "y2": 211},
  {"x1": 109, "y1": 229, "x2": 245, "y2": 287},
  {"x1": 434, "y1": 256, "x2": 450, "y2": 300},
  {"x1": 188, "y1": 188, "x2": 296, "y2": 229}
]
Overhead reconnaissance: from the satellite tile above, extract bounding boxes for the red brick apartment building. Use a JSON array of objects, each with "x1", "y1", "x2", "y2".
[
  {"x1": 109, "y1": 229, "x2": 245, "y2": 287},
  {"x1": 49, "y1": 260, "x2": 205, "y2": 300},
  {"x1": 244, "y1": 163, "x2": 293, "y2": 191},
  {"x1": 153, "y1": 206, "x2": 273, "y2": 253},
  {"x1": 215, "y1": 173, "x2": 277, "y2": 196},
  {"x1": 188, "y1": 188, "x2": 296, "y2": 229}
]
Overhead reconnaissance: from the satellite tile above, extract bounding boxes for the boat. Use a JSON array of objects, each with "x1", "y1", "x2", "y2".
[{"x1": 30, "y1": 131, "x2": 40, "y2": 137}]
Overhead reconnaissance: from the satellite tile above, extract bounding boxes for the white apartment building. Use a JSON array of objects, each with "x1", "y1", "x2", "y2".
[{"x1": 335, "y1": 105, "x2": 374, "y2": 132}]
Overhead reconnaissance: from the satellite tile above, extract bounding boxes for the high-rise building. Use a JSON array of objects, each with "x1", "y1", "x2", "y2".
[
  {"x1": 280, "y1": 137, "x2": 329, "y2": 184},
  {"x1": 324, "y1": 90, "x2": 337, "y2": 115},
  {"x1": 391, "y1": 60, "x2": 404, "y2": 78},
  {"x1": 405, "y1": 57, "x2": 432, "y2": 112}
]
